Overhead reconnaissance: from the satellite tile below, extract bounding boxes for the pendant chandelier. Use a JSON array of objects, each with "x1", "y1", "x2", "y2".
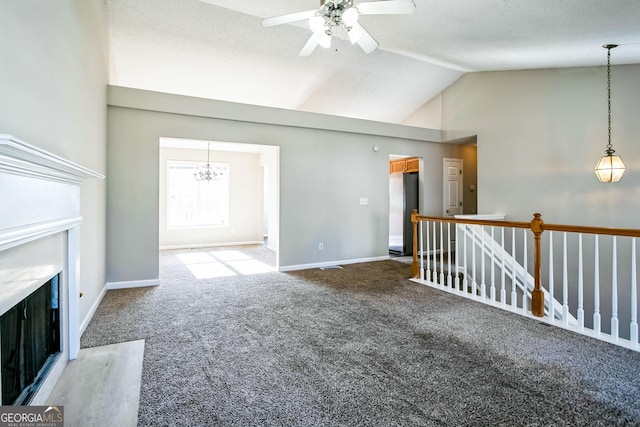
[
  {"x1": 594, "y1": 44, "x2": 625, "y2": 183},
  {"x1": 193, "y1": 142, "x2": 221, "y2": 182}
]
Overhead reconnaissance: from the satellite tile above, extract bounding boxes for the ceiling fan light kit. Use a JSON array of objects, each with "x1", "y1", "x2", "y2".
[{"x1": 262, "y1": 0, "x2": 415, "y2": 56}]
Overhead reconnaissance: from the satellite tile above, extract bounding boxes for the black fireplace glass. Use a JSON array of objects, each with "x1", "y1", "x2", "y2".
[{"x1": 1, "y1": 274, "x2": 61, "y2": 405}]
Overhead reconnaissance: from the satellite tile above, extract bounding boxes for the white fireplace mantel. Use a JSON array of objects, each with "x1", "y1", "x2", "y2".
[
  {"x1": 0, "y1": 134, "x2": 104, "y2": 185},
  {"x1": 0, "y1": 133, "x2": 104, "y2": 404},
  {"x1": 0, "y1": 134, "x2": 105, "y2": 250}
]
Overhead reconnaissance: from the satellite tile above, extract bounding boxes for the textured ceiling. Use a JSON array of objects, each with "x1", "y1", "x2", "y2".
[{"x1": 106, "y1": 0, "x2": 640, "y2": 124}]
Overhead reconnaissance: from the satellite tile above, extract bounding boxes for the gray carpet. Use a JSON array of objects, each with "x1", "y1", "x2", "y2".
[{"x1": 81, "y1": 246, "x2": 640, "y2": 426}]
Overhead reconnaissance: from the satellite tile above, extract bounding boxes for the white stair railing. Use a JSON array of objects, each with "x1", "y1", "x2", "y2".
[
  {"x1": 410, "y1": 212, "x2": 640, "y2": 352},
  {"x1": 456, "y1": 222, "x2": 577, "y2": 324}
]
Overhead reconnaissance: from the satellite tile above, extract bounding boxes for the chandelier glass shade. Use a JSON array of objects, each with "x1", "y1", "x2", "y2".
[
  {"x1": 595, "y1": 152, "x2": 626, "y2": 183},
  {"x1": 193, "y1": 142, "x2": 222, "y2": 182},
  {"x1": 594, "y1": 44, "x2": 625, "y2": 183}
]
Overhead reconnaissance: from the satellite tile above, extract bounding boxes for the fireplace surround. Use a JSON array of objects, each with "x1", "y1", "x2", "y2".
[{"x1": 0, "y1": 134, "x2": 103, "y2": 404}]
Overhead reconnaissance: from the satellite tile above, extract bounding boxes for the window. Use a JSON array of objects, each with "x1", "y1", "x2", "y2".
[{"x1": 167, "y1": 160, "x2": 230, "y2": 228}]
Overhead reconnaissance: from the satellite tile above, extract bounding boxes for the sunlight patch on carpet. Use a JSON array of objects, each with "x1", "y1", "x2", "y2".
[
  {"x1": 176, "y1": 249, "x2": 274, "y2": 279},
  {"x1": 187, "y1": 262, "x2": 236, "y2": 279},
  {"x1": 211, "y1": 250, "x2": 250, "y2": 261}
]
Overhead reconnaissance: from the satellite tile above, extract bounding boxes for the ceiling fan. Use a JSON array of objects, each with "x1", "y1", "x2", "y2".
[{"x1": 262, "y1": 0, "x2": 415, "y2": 56}]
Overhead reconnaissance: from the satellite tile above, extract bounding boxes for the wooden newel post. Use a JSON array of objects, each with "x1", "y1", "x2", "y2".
[
  {"x1": 531, "y1": 213, "x2": 545, "y2": 317},
  {"x1": 411, "y1": 209, "x2": 420, "y2": 278}
]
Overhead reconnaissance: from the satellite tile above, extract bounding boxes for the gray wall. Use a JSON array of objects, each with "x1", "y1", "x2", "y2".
[
  {"x1": 107, "y1": 86, "x2": 459, "y2": 281},
  {"x1": 0, "y1": 1, "x2": 108, "y2": 327},
  {"x1": 438, "y1": 65, "x2": 640, "y2": 228}
]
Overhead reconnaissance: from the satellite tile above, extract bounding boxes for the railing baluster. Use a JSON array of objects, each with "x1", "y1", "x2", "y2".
[
  {"x1": 500, "y1": 227, "x2": 506, "y2": 305},
  {"x1": 511, "y1": 228, "x2": 517, "y2": 309},
  {"x1": 594, "y1": 235, "x2": 601, "y2": 335},
  {"x1": 480, "y1": 226, "x2": 486, "y2": 299},
  {"x1": 523, "y1": 229, "x2": 528, "y2": 314},
  {"x1": 562, "y1": 232, "x2": 569, "y2": 326},
  {"x1": 419, "y1": 221, "x2": 424, "y2": 280},
  {"x1": 425, "y1": 220, "x2": 431, "y2": 282},
  {"x1": 472, "y1": 226, "x2": 477, "y2": 297},
  {"x1": 463, "y1": 225, "x2": 468, "y2": 294},
  {"x1": 548, "y1": 231, "x2": 554, "y2": 321},
  {"x1": 631, "y1": 237, "x2": 638, "y2": 347},
  {"x1": 411, "y1": 209, "x2": 422, "y2": 278},
  {"x1": 578, "y1": 233, "x2": 584, "y2": 330},
  {"x1": 490, "y1": 226, "x2": 496, "y2": 302},
  {"x1": 439, "y1": 222, "x2": 445, "y2": 287},
  {"x1": 454, "y1": 224, "x2": 461, "y2": 291},
  {"x1": 611, "y1": 236, "x2": 619, "y2": 340},
  {"x1": 447, "y1": 222, "x2": 452, "y2": 289},
  {"x1": 432, "y1": 221, "x2": 438, "y2": 283}
]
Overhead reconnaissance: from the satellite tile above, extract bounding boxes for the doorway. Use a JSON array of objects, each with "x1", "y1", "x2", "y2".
[
  {"x1": 389, "y1": 156, "x2": 420, "y2": 256},
  {"x1": 443, "y1": 158, "x2": 463, "y2": 217},
  {"x1": 158, "y1": 137, "x2": 280, "y2": 269}
]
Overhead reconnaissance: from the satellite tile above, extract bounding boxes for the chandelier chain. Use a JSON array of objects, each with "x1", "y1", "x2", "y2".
[{"x1": 607, "y1": 46, "x2": 612, "y2": 153}]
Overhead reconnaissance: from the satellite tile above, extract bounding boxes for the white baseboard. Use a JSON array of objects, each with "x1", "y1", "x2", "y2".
[
  {"x1": 79, "y1": 283, "x2": 108, "y2": 336},
  {"x1": 278, "y1": 255, "x2": 390, "y2": 272},
  {"x1": 106, "y1": 279, "x2": 160, "y2": 290},
  {"x1": 159, "y1": 241, "x2": 264, "y2": 250}
]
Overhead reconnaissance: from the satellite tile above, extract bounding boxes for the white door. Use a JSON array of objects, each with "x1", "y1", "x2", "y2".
[{"x1": 443, "y1": 158, "x2": 463, "y2": 217}]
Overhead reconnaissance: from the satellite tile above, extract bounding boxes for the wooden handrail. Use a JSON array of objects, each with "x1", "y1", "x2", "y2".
[
  {"x1": 413, "y1": 214, "x2": 529, "y2": 229},
  {"x1": 541, "y1": 223, "x2": 640, "y2": 238},
  {"x1": 410, "y1": 211, "x2": 640, "y2": 318},
  {"x1": 413, "y1": 212, "x2": 640, "y2": 238}
]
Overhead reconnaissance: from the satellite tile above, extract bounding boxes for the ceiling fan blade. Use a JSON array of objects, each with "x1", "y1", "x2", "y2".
[
  {"x1": 262, "y1": 9, "x2": 317, "y2": 27},
  {"x1": 357, "y1": 0, "x2": 415, "y2": 15},
  {"x1": 353, "y1": 23, "x2": 379, "y2": 54},
  {"x1": 299, "y1": 33, "x2": 321, "y2": 56}
]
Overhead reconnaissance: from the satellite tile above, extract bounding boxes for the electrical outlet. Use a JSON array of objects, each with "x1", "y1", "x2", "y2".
[{"x1": 319, "y1": 243, "x2": 324, "y2": 251}]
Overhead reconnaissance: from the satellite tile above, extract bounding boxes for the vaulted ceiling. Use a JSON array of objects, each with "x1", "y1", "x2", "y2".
[{"x1": 106, "y1": 0, "x2": 640, "y2": 124}]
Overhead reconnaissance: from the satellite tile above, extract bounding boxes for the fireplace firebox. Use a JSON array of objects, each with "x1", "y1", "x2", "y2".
[{"x1": 1, "y1": 274, "x2": 61, "y2": 405}]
